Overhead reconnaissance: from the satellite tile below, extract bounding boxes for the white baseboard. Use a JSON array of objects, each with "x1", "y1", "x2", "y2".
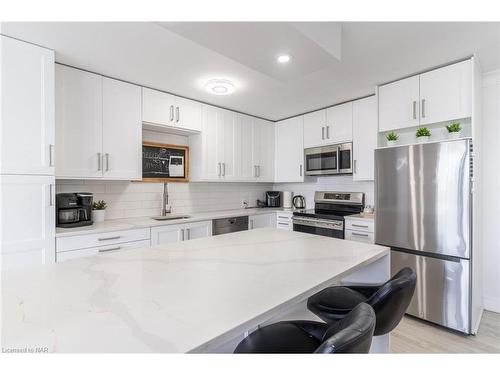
[{"x1": 484, "y1": 297, "x2": 500, "y2": 313}]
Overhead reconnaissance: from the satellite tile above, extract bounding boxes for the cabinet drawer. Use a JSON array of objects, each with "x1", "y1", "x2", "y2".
[
  {"x1": 56, "y1": 228, "x2": 150, "y2": 252},
  {"x1": 56, "y1": 239, "x2": 150, "y2": 262},
  {"x1": 276, "y1": 222, "x2": 292, "y2": 231},
  {"x1": 345, "y1": 230, "x2": 374, "y2": 244},
  {"x1": 345, "y1": 219, "x2": 374, "y2": 233}
]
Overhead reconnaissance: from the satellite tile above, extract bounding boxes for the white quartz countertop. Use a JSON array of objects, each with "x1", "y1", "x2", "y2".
[
  {"x1": 56, "y1": 208, "x2": 294, "y2": 237},
  {"x1": 2, "y1": 228, "x2": 389, "y2": 353},
  {"x1": 346, "y1": 213, "x2": 375, "y2": 222}
]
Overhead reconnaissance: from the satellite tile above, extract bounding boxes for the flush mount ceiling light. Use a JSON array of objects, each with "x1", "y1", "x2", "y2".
[
  {"x1": 205, "y1": 79, "x2": 235, "y2": 95},
  {"x1": 277, "y1": 54, "x2": 291, "y2": 63}
]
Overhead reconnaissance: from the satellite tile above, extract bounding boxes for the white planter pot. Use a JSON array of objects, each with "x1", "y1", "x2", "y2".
[
  {"x1": 93, "y1": 210, "x2": 106, "y2": 223},
  {"x1": 386, "y1": 140, "x2": 398, "y2": 147},
  {"x1": 448, "y1": 131, "x2": 461, "y2": 140},
  {"x1": 416, "y1": 136, "x2": 430, "y2": 143}
]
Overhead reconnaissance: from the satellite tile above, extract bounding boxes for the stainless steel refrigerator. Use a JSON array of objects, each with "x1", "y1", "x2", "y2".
[{"x1": 375, "y1": 139, "x2": 474, "y2": 333}]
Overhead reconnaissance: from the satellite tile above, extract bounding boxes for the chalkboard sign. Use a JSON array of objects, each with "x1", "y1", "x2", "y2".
[{"x1": 142, "y1": 142, "x2": 189, "y2": 182}]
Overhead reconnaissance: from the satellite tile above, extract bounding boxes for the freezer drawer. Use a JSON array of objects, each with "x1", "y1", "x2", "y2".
[{"x1": 391, "y1": 250, "x2": 470, "y2": 334}]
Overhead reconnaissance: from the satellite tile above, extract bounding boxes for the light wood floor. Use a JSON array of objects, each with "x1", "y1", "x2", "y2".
[{"x1": 390, "y1": 311, "x2": 500, "y2": 353}]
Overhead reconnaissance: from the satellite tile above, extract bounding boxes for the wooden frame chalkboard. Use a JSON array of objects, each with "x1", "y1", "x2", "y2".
[{"x1": 142, "y1": 142, "x2": 189, "y2": 182}]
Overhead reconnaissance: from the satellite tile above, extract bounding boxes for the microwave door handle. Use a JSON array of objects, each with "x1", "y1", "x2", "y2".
[{"x1": 336, "y1": 146, "x2": 341, "y2": 173}]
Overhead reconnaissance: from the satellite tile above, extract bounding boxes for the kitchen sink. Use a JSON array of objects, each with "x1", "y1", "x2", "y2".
[{"x1": 151, "y1": 215, "x2": 191, "y2": 221}]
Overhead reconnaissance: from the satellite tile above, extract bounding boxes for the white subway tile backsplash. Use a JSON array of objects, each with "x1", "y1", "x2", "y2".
[{"x1": 56, "y1": 180, "x2": 272, "y2": 219}]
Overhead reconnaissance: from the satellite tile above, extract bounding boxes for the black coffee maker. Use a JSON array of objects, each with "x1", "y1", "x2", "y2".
[
  {"x1": 56, "y1": 193, "x2": 93, "y2": 228},
  {"x1": 265, "y1": 191, "x2": 282, "y2": 207}
]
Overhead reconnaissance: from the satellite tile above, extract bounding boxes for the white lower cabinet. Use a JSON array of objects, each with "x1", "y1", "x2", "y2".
[
  {"x1": 249, "y1": 213, "x2": 275, "y2": 229},
  {"x1": 1, "y1": 175, "x2": 56, "y2": 270},
  {"x1": 151, "y1": 221, "x2": 212, "y2": 246},
  {"x1": 57, "y1": 239, "x2": 150, "y2": 262},
  {"x1": 344, "y1": 217, "x2": 374, "y2": 244},
  {"x1": 55, "y1": 228, "x2": 151, "y2": 262},
  {"x1": 276, "y1": 212, "x2": 294, "y2": 230}
]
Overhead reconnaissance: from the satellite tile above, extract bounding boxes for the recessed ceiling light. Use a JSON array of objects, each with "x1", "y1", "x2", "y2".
[
  {"x1": 277, "y1": 54, "x2": 291, "y2": 63},
  {"x1": 205, "y1": 79, "x2": 235, "y2": 95}
]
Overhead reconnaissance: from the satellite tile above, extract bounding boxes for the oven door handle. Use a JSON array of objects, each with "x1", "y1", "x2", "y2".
[{"x1": 293, "y1": 217, "x2": 344, "y2": 229}]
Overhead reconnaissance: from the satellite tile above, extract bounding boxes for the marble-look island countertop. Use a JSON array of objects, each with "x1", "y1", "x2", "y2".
[{"x1": 2, "y1": 228, "x2": 389, "y2": 353}]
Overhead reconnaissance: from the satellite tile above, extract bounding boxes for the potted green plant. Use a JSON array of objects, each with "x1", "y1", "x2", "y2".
[
  {"x1": 415, "y1": 127, "x2": 431, "y2": 143},
  {"x1": 92, "y1": 200, "x2": 107, "y2": 223},
  {"x1": 386, "y1": 131, "x2": 399, "y2": 146},
  {"x1": 446, "y1": 122, "x2": 462, "y2": 139}
]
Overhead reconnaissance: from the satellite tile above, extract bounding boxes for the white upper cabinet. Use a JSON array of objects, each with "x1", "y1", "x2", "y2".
[
  {"x1": 379, "y1": 60, "x2": 472, "y2": 131},
  {"x1": 1, "y1": 175, "x2": 55, "y2": 270},
  {"x1": 102, "y1": 77, "x2": 142, "y2": 180},
  {"x1": 326, "y1": 102, "x2": 353, "y2": 143},
  {"x1": 142, "y1": 88, "x2": 202, "y2": 132},
  {"x1": 252, "y1": 118, "x2": 275, "y2": 182},
  {"x1": 142, "y1": 87, "x2": 176, "y2": 126},
  {"x1": 55, "y1": 65, "x2": 103, "y2": 178},
  {"x1": 352, "y1": 96, "x2": 377, "y2": 181},
  {"x1": 275, "y1": 116, "x2": 304, "y2": 182},
  {"x1": 378, "y1": 75, "x2": 420, "y2": 132},
  {"x1": 1, "y1": 36, "x2": 55, "y2": 175},
  {"x1": 56, "y1": 65, "x2": 142, "y2": 180},
  {"x1": 303, "y1": 109, "x2": 327, "y2": 148},
  {"x1": 174, "y1": 96, "x2": 202, "y2": 132},
  {"x1": 419, "y1": 60, "x2": 472, "y2": 125},
  {"x1": 190, "y1": 106, "x2": 274, "y2": 182},
  {"x1": 235, "y1": 113, "x2": 255, "y2": 180}
]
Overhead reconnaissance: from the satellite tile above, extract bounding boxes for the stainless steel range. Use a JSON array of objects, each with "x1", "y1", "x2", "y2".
[{"x1": 293, "y1": 191, "x2": 364, "y2": 239}]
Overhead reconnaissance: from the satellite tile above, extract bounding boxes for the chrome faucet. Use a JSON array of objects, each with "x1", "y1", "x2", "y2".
[{"x1": 161, "y1": 182, "x2": 172, "y2": 216}]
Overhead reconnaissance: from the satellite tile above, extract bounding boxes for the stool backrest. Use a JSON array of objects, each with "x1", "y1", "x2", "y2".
[
  {"x1": 315, "y1": 303, "x2": 376, "y2": 353},
  {"x1": 367, "y1": 267, "x2": 417, "y2": 335}
]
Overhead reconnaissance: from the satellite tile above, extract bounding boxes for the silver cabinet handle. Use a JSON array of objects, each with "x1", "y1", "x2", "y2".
[
  {"x1": 250, "y1": 219, "x2": 254, "y2": 229},
  {"x1": 49, "y1": 144, "x2": 55, "y2": 167},
  {"x1": 218, "y1": 162, "x2": 222, "y2": 177},
  {"x1": 49, "y1": 184, "x2": 55, "y2": 206},
  {"x1": 181, "y1": 228, "x2": 185, "y2": 241},
  {"x1": 99, "y1": 246, "x2": 121, "y2": 253},
  {"x1": 412, "y1": 101, "x2": 417, "y2": 120},
  {"x1": 277, "y1": 222, "x2": 289, "y2": 226},
  {"x1": 352, "y1": 223, "x2": 369, "y2": 228},
  {"x1": 300, "y1": 164, "x2": 303, "y2": 176},
  {"x1": 253, "y1": 165, "x2": 257, "y2": 178},
  {"x1": 170, "y1": 105, "x2": 174, "y2": 122},
  {"x1": 351, "y1": 232, "x2": 369, "y2": 237},
  {"x1": 97, "y1": 152, "x2": 102, "y2": 171},
  {"x1": 222, "y1": 162, "x2": 226, "y2": 176},
  {"x1": 326, "y1": 126, "x2": 330, "y2": 139},
  {"x1": 322, "y1": 127, "x2": 325, "y2": 140},
  {"x1": 98, "y1": 236, "x2": 121, "y2": 241},
  {"x1": 105, "y1": 153, "x2": 110, "y2": 171},
  {"x1": 353, "y1": 160, "x2": 357, "y2": 174},
  {"x1": 421, "y1": 99, "x2": 426, "y2": 118},
  {"x1": 185, "y1": 228, "x2": 190, "y2": 240},
  {"x1": 176, "y1": 106, "x2": 180, "y2": 122},
  {"x1": 257, "y1": 165, "x2": 260, "y2": 177}
]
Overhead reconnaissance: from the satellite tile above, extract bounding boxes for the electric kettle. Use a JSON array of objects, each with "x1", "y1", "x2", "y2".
[{"x1": 292, "y1": 195, "x2": 306, "y2": 209}]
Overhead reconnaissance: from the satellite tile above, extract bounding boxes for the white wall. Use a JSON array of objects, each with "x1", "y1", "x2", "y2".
[
  {"x1": 482, "y1": 70, "x2": 500, "y2": 313},
  {"x1": 274, "y1": 176, "x2": 374, "y2": 209}
]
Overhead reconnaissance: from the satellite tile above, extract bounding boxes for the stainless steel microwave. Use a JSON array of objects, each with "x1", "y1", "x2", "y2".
[{"x1": 304, "y1": 142, "x2": 353, "y2": 176}]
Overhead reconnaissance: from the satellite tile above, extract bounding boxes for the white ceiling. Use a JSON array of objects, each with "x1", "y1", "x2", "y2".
[{"x1": 2, "y1": 22, "x2": 499, "y2": 121}]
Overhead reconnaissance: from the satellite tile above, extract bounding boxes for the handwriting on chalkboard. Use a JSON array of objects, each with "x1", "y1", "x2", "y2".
[{"x1": 142, "y1": 142, "x2": 188, "y2": 181}]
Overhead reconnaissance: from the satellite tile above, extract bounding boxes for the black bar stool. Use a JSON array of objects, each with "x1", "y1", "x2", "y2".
[
  {"x1": 234, "y1": 303, "x2": 376, "y2": 354},
  {"x1": 307, "y1": 267, "x2": 416, "y2": 336}
]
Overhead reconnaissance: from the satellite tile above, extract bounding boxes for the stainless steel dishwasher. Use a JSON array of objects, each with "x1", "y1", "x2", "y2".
[{"x1": 212, "y1": 216, "x2": 249, "y2": 236}]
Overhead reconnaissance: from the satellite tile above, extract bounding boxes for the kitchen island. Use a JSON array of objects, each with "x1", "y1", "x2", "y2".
[{"x1": 2, "y1": 228, "x2": 390, "y2": 353}]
